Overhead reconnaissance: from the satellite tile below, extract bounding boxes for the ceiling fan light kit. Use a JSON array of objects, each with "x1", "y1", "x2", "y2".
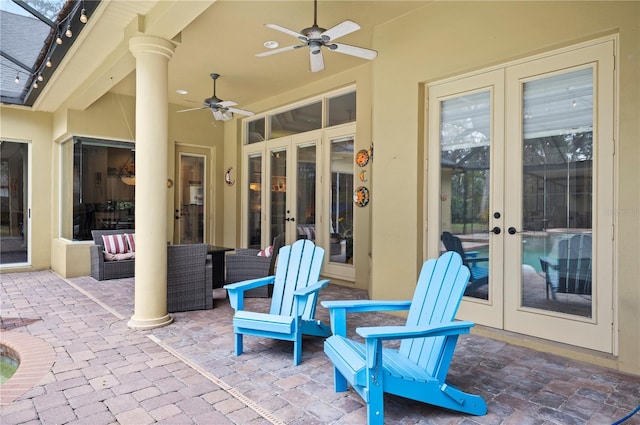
[
  {"x1": 177, "y1": 73, "x2": 254, "y2": 121},
  {"x1": 257, "y1": 0, "x2": 377, "y2": 72}
]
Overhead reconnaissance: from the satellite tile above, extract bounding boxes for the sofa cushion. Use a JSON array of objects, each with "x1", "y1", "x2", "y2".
[
  {"x1": 103, "y1": 251, "x2": 135, "y2": 261},
  {"x1": 102, "y1": 234, "x2": 128, "y2": 254},
  {"x1": 124, "y1": 233, "x2": 136, "y2": 252}
]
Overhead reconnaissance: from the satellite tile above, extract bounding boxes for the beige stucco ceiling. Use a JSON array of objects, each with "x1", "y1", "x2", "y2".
[{"x1": 33, "y1": 0, "x2": 428, "y2": 114}]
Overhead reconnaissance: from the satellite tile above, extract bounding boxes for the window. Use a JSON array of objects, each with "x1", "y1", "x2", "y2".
[
  {"x1": 61, "y1": 137, "x2": 135, "y2": 241},
  {"x1": 247, "y1": 119, "x2": 265, "y2": 144},
  {"x1": 326, "y1": 91, "x2": 356, "y2": 127},
  {"x1": 244, "y1": 88, "x2": 356, "y2": 144},
  {"x1": 270, "y1": 101, "x2": 322, "y2": 139}
]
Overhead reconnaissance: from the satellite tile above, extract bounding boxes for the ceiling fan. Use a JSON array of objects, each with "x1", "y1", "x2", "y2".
[
  {"x1": 256, "y1": 0, "x2": 377, "y2": 72},
  {"x1": 178, "y1": 73, "x2": 254, "y2": 121}
]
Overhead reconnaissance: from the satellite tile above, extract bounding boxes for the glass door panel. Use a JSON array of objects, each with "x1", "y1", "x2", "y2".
[
  {"x1": 177, "y1": 153, "x2": 205, "y2": 244},
  {"x1": 295, "y1": 144, "x2": 317, "y2": 243},
  {"x1": 329, "y1": 136, "x2": 354, "y2": 264},
  {"x1": 0, "y1": 141, "x2": 29, "y2": 266},
  {"x1": 520, "y1": 68, "x2": 593, "y2": 317},
  {"x1": 270, "y1": 147, "x2": 288, "y2": 242},
  {"x1": 440, "y1": 91, "x2": 491, "y2": 300},
  {"x1": 247, "y1": 153, "x2": 262, "y2": 249}
]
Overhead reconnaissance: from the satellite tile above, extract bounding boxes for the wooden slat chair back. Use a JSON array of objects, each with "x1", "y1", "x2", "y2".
[
  {"x1": 224, "y1": 239, "x2": 330, "y2": 365},
  {"x1": 323, "y1": 251, "x2": 487, "y2": 424},
  {"x1": 441, "y1": 231, "x2": 489, "y2": 296},
  {"x1": 539, "y1": 234, "x2": 592, "y2": 300}
]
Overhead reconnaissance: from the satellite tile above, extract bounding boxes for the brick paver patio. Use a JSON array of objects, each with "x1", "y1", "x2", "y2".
[{"x1": 1, "y1": 270, "x2": 639, "y2": 424}]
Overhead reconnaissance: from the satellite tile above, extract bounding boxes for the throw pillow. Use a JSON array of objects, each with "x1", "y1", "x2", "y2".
[
  {"x1": 124, "y1": 233, "x2": 136, "y2": 252},
  {"x1": 102, "y1": 234, "x2": 128, "y2": 254},
  {"x1": 257, "y1": 245, "x2": 274, "y2": 257}
]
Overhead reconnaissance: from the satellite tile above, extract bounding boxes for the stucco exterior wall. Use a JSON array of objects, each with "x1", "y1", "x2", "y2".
[{"x1": 370, "y1": 1, "x2": 639, "y2": 374}]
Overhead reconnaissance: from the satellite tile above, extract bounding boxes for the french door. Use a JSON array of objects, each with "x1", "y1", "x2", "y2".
[
  {"x1": 243, "y1": 132, "x2": 320, "y2": 248},
  {"x1": 428, "y1": 39, "x2": 614, "y2": 352},
  {"x1": 242, "y1": 125, "x2": 356, "y2": 281}
]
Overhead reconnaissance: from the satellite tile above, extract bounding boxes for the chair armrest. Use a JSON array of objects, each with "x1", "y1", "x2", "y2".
[
  {"x1": 321, "y1": 299, "x2": 412, "y2": 313},
  {"x1": 224, "y1": 276, "x2": 274, "y2": 292},
  {"x1": 321, "y1": 299, "x2": 412, "y2": 337},
  {"x1": 90, "y1": 245, "x2": 105, "y2": 280},
  {"x1": 464, "y1": 256, "x2": 488, "y2": 264},
  {"x1": 293, "y1": 279, "x2": 330, "y2": 315},
  {"x1": 539, "y1": 256, "x2": 558, "y2": 272},
  {"x1": 294, "y1": 280, "x2": 329, "y2": 297},
  {"x1": 224, "y1": 276, "x2": 275, "y2": 310},
  {"x1": 357, "y1": 321, "x2": 475, "y2": 340},
  {"x1": 233, "y1": 248, "x2": 261, "y2": 256}
]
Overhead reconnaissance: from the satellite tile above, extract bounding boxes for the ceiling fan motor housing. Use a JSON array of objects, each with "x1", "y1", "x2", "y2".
[{"x1": 205, "y1": 96, "x2": 222, "y2": 106}]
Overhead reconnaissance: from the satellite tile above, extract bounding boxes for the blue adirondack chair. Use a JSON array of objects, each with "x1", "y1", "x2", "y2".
[
  {"x1": 224, "y1": 239, "x2": 331, "y2": 365},
  {"x1": 539, "y1": 234, "x2": 592, "y2": 300},
  {"x1": 322, "y1": 251, "x2": 487, "y2": 424},
  {"x1": 441, "y1": 231, "x2": 489, "y2": 297}
]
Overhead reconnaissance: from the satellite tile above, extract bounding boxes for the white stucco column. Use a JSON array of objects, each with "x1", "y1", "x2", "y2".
[{"x1": 127, "y1": 35, "x2": 175, "y2": 330}]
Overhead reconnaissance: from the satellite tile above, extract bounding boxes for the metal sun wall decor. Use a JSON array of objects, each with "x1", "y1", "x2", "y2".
[
  {"x1": 353, "y1": 143, "x2": 373, "y2": 206},
  {"x1": 355, "y1": 149, "x2": 369, "y2": 167},
  {"x1": 354, "y1": 186, "x2": 370, "y2": 207}
]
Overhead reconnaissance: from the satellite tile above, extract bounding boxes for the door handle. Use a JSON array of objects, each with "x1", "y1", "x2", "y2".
[
  {"x1": 491, "y1": 226, "x2": 501, "y2": 234},
  {"x1": 284, "y1": 217, "x2": 296, "y2": 222},
  {"x1": 508, "y1": 227, "x2": 518, "y2": 235}
]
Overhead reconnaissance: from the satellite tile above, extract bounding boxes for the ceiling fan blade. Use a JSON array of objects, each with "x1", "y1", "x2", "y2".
[
  {"x1": 309, "y1": 49, "x2": 325, "y2": 72},
  {"x1": 177, "y1": 106, "x2": 207, "y2": 113},
  {"x1": 330, "y1": 42, "x2": 378, "y2": 60},
  {"x1": 321, "y1": 20, "x2": 360, "y2": 42},
  {"x1": 256, "y1": 45, "x2": 300, "y2": 57},
  {"x1": 227, "y1": 107, "x2": 255, "y2": 117},
  {"x1": 265, "y1": 23, "x2": 306, "y2": 40},
  {"x1": 212, "y1": 109, "x2": 224, "y2": 121},
  {"x1": 217, "y1": 100, "x2": 237, "y2": 107}
]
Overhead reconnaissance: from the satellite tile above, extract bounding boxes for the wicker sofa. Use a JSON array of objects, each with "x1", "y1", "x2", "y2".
[
  {"x1": 90, "y1": 229, "x2": 135, "y2": 281},
  {"x1": 225, "y1": 234, "x2": 283, "y2": 298},
  {"x1": 91, "y1": 230, "x2": 212, "y2": 311}
]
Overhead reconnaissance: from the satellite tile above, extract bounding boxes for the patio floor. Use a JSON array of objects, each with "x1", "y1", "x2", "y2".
[{"x1": 1, "y1": 270, "x2": 639, "y2": 424}]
